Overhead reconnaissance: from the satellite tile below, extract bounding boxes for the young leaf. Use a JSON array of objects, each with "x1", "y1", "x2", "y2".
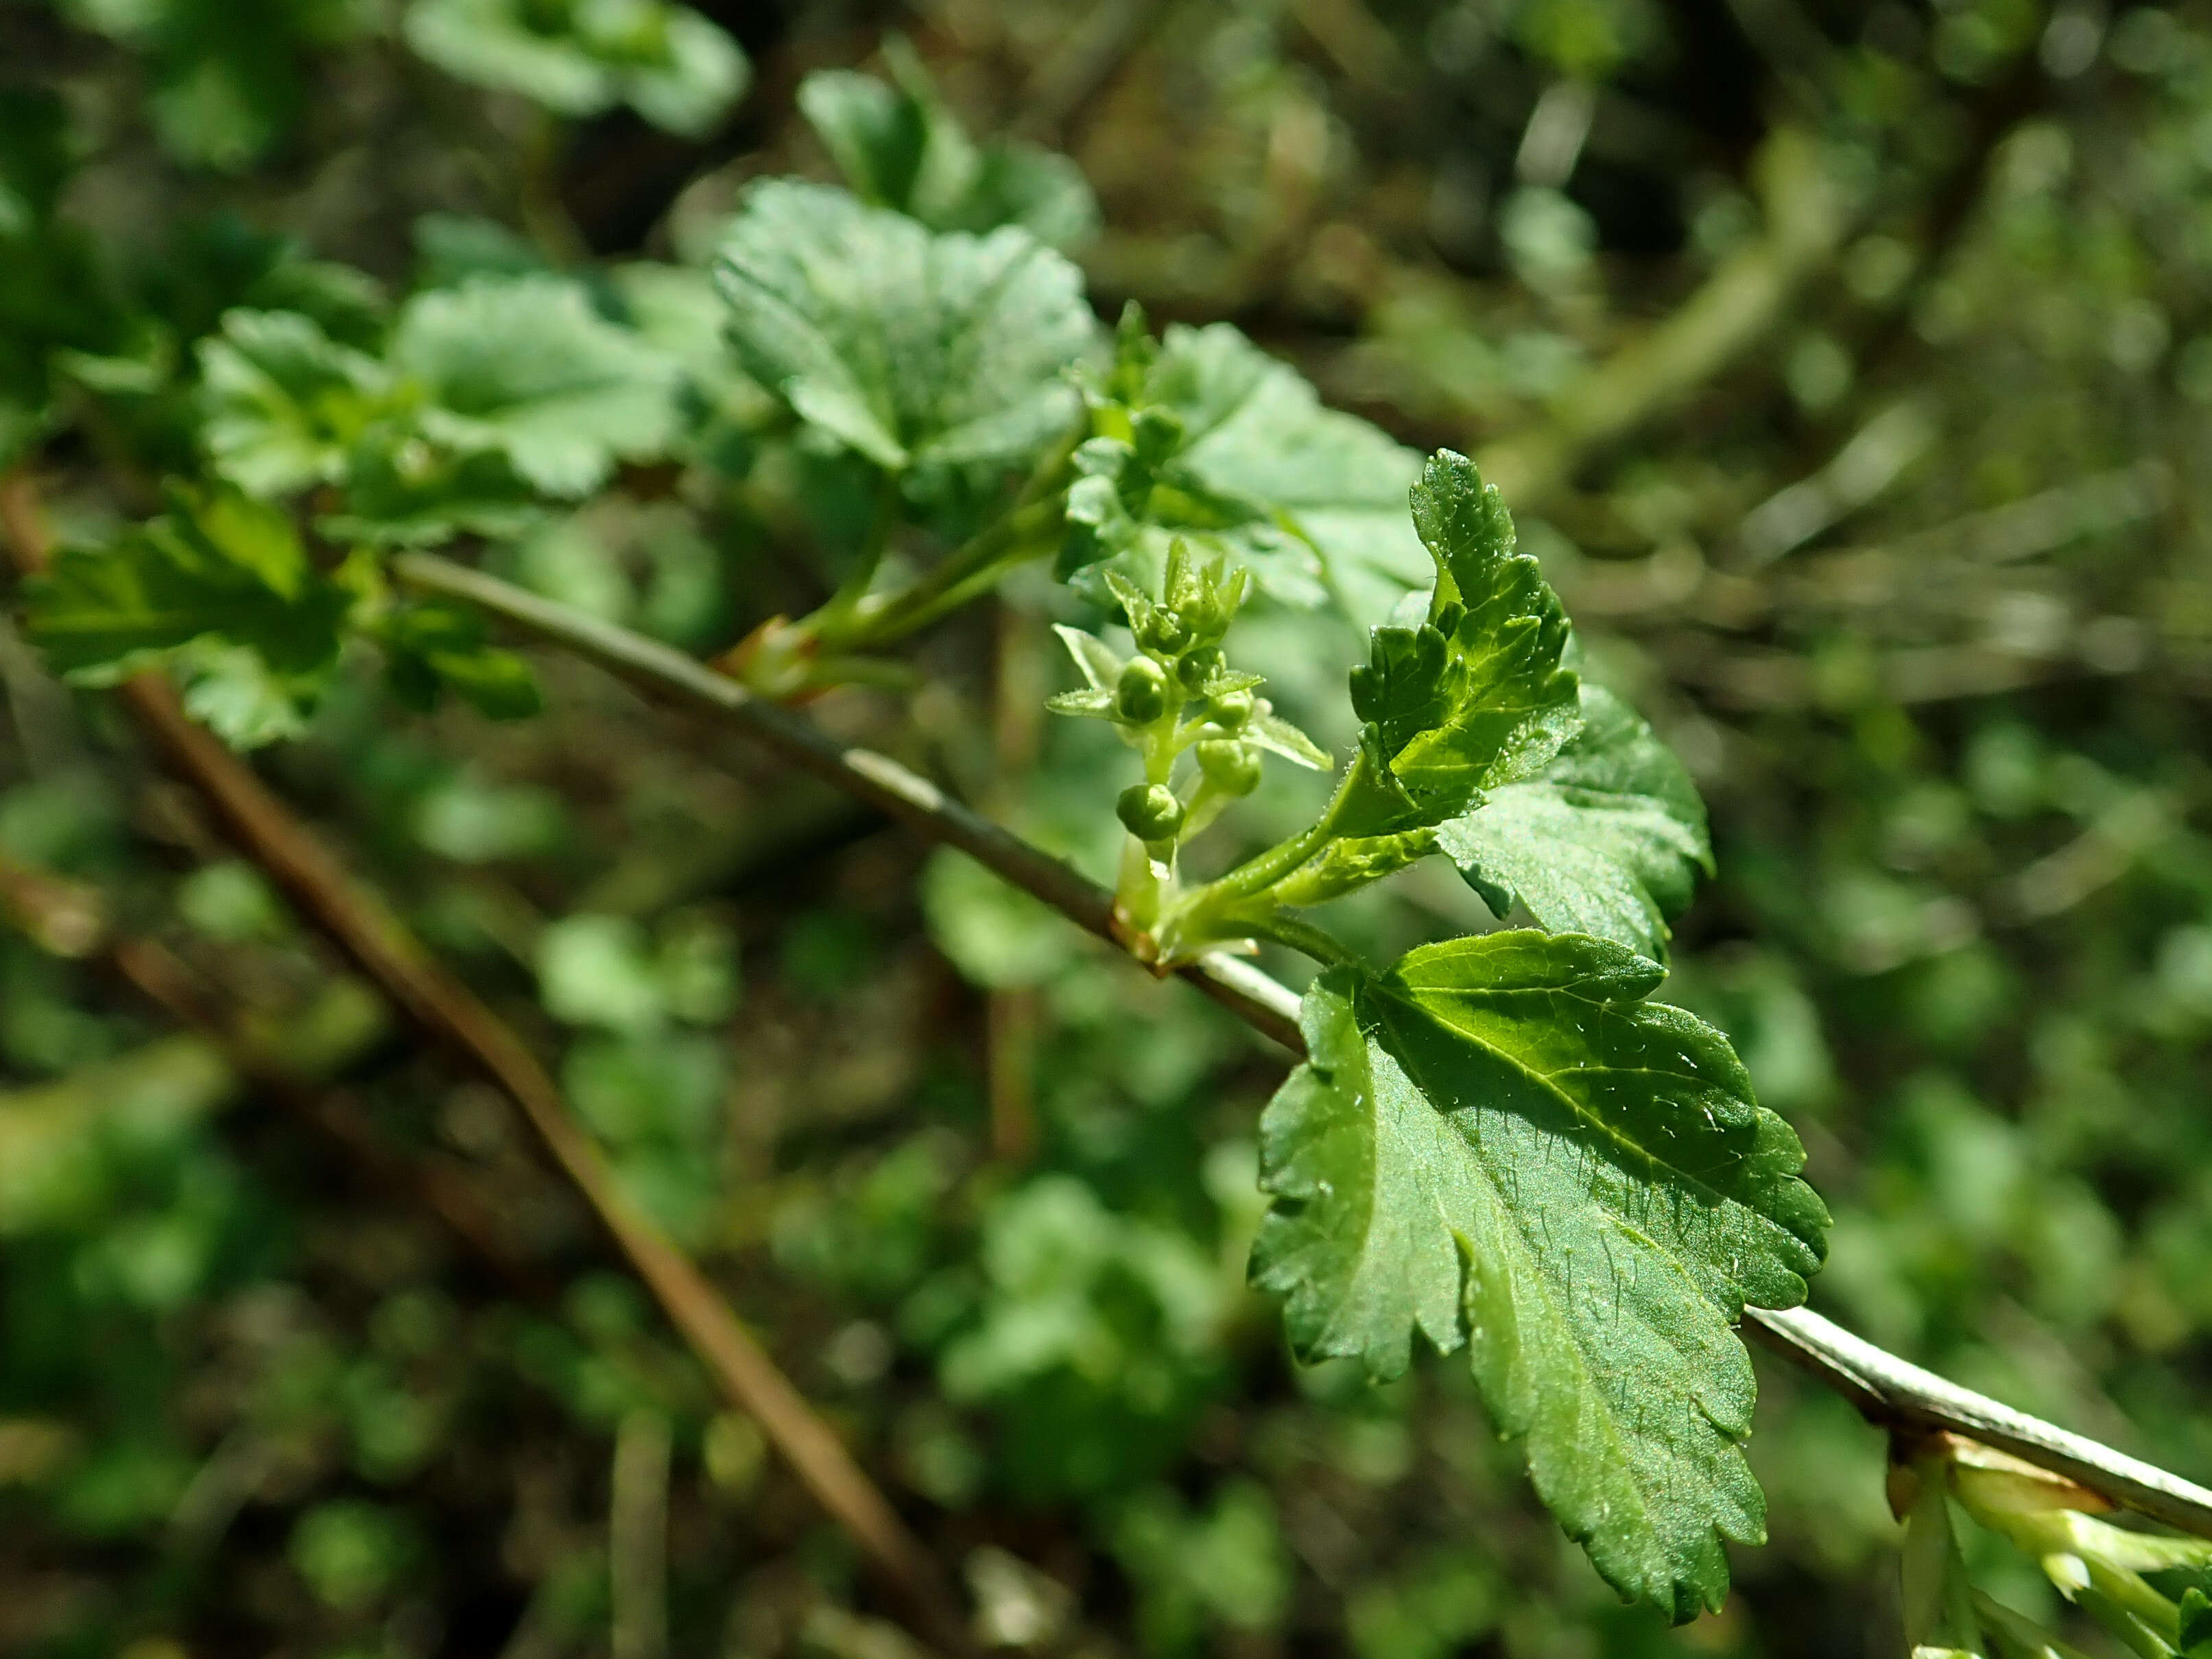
[
  {"x1": 23, "y1": 486, "x2": 350, "y2": 717},
  {"x1": 1064, "y1": 320, "x2": 1430, "y2": 619},
  {"x1": 1343, "y1": 451, "x2": 1580, "y2": 830},
  {"x1": 1051, "y1": 621, "x2": 1124, "y2": 692},
  {"x1": 1250, "y1": 933, "x2": 1827, "y2": 1619},
  {"x1": 403, "y1": 0, "x2": 749, "y2": 136},
  {"x1": 711, "y1": 180, "x2": 1096, "y2": 489},
  {"x1": 798, "y1": 40, "x2": 1099, "y2": 250},
  {"x1": 1268, "y1": 828, "x2": 1438, "y2": 909},
  {"x1": 389, "y1": 274, "x2": 680, "y2": 497},
  {"x1": 199, "y1": 308, "x2": 394, "y2": 497},
  {"x1": 1436, "y1": 682, "x2": 1711, "y2": 960}
]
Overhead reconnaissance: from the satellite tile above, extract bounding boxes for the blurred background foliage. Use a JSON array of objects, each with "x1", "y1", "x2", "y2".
[{"x1": 4, "y1": 0, "x2": 2212, "y2": 1655}]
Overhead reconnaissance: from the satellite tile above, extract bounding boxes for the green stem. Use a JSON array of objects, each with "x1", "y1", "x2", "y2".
[
  {"x1": 1185, "y1": 747, "x2": 1368, "y2": 910},
  {"x1": 805, "y1": 423, "x2": 1081, "y2": 656},
  {"x1": 809, "y1": 473, "x2": 902, "y2": 636},
  {"x1": 816, "y1": 496, "x2": 1066, "y2": 651},
  {"x1": 1238, "y1": 911, "x2": 1357, "y2": 968}
]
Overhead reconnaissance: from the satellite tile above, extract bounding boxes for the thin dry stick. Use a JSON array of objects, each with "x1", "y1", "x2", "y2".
[
  {"x1": 392, "y1": 548, "x2": 2212, "y2": 1543},
  {"x1": 0, "y1": 472, "x2": 967, "y2": 1652}
]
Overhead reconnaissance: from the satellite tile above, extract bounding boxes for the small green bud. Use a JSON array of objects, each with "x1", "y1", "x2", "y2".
[
  {"x1": 1115, "y1": 656, "x2": 1171, "y2": 724},
  {"x1": 1117, "y1": 783, "x2": 1187, "y2": 843},
  {"x1": 1181, "y1": 584, "x2": 1226, "y2": 643},
  {"x1": 1175, "y1": 645, "x2": 1224, "y2": 689},
  {"x1": 1196, "y1": 739, "x2": 1262, "y2": 796},
  {"x1": 1139, "y1": 608, "x2": 1191, "y2": 655},
  {"x1": 1204, "y1": 687, "x2": 1254, "y2": 729}
]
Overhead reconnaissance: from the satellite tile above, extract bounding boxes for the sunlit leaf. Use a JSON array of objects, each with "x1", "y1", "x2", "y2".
[
  {"x1": 711, "y1": 180, "x2": 1096, "y2": 489},
  {"x1": 1252, "y1": 935, "x2": 1826, "y2": 1617},
  {"x1": 1438, "y1": 682, "x2": 1710, "y2": 959}
]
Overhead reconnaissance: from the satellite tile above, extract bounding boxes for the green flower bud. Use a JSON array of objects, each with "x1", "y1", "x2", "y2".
[
  {"x1": 1139, "y1": 608, "x2": 1191, "y2": 655},
  {"x1": 1175, "y1": 645, "x2": 1224, "y2": 690},
  {"x1": 1204, "y1": 687, "x2": 1254, "y2": 729},
  {"x1": 1115, "y1": 656, "x2": 1171, "y2": 724},
  {"x1": 1117, "y1": 783, "x2": 1187, "y2": 843},
  {"x1": 1195, "y1": 739, "x2": 1263, "y2": 797},
  {"x1": 1181, "y1": 584, "x2": 1227, "y2": 643}
]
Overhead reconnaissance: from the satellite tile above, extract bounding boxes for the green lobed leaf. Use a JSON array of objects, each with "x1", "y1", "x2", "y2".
[
  {"x1": 388, "y1": 273, "x2": 680, "y2": 497},
  {"x1": 403, "y1": 0, "x2": 749, "y2": 136},
  {"x1": 711, "y1": 180, "x2": 1097, "y2": 488},
  {"x1": 1064, "y1": 320, "x2": 1429, "y2": 620},
  {"x1": 23, "y1": 486, "x2": 351, "y2": 745},
  {"x1": 798, "y1": 40, "x2": 1099, "y2": 251},
  {"x1": 198, "y1": 308, "x2": 394, "y2": 497},
  {"x1": 1250, "y1": 933, "x2": 1827, "y2": 1618},
  {"x1": 1343, "y1": 450, "x2": 1580, "y2": 830},
  {"x1": 1436, "y1": 682, "x2": 1711, "y2": 960},
  {"x1": 1051, "y1": 622, "x2": 1125, "y2": 691}
]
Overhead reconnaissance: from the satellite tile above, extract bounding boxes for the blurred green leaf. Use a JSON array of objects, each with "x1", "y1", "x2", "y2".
[
  {"x1": 798, "y1": 38, "x2": 1099, "y2": 251},
  {"x1": 198, "y1": 308, "x2": 394, "y2": 497},
  {"x1": 920, "y1": 847, "x2": 1079, "y2": 990},
  {"x1": 59, "y1": 0, "x2": 373, "y2": 169},
  {"x1": 288, "y1": 1499, "x2": 418, "y2": 1610},
  {"x1": 940, "y1": 1175, "x2": 1228, "y2": 1501},
  {"x1": 380, "y1": 601, "x2": 543, "y2": 719},
  {"x1": 1112, "y1": 1480, "x2": 1290, "y2": 1653},
  {"x1": 711, "y1": 180, "x2": 1096, "y2": 486},
  {"x1": 403, "y1": 0, "x2": 749, "y2": 135},
  {"x1": 389, "y1": 273, "x2": 680, "y2": 497},
  {"x1": 23, "y1": 485, "x2": 350, "y2": 743},
  {"x1": 540, "y1": 914, "x2": 668, "y2": 1032}
]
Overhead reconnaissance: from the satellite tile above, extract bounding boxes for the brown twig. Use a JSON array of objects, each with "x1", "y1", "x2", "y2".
[
  {"x1": 396, "y1": 548, "x2": 2212, "y2": 1544},
  {"x1": 0, "y1": 468, "x2": 969, "y2": 1654}
]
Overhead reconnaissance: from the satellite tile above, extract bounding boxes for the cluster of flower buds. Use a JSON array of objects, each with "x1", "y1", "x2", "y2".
[{"x1": 1047, "y1": 541, "x2": 1327, "y2": 856}]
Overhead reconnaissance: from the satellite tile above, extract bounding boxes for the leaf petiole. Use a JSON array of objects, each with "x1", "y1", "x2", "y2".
[
  {"x1": 813, "y1": 493, "x2": 1068, "y2": 652},
  {"x1": 1236, "y1": 911, "x2": 1359, "y2": 968},
  {"x1": 806, "y1": 471, "x2": 903, "y2": 637},
  {"x1": 1183, "y1": 746, "x2": 1369, "y2": 909}
]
